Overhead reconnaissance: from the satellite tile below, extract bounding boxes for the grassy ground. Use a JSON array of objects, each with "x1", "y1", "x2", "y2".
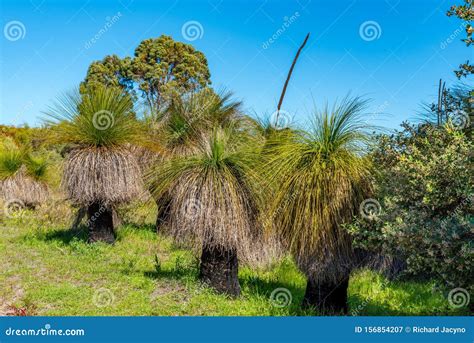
[{"x1": 0, "y1": 205, "x2": 468, "y2": 316}]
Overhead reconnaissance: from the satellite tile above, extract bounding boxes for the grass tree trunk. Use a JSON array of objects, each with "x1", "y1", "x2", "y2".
[
  {"x1": 87, "y1": 202, "x2": 115, "y2": 244},
  {"x1": 302, "y1": 276, "x2": 350, "y2": 315},
  {"x1": 155, "y1": 193, "x2": 171, "y2": 233},
  {"x1": 199, "y1": 245, "x2": 240, "y2": 297},
  {"x1": 70, "y1": 206, "x2": 87, "y2": 231}
]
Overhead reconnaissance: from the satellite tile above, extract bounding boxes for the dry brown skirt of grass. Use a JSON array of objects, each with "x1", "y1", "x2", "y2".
[
  {"x1": 62, "y1": 147, "x2": 145, "y2": 206},
  {"x1": 0, "y1": 171, "x2": 48, "y2": 207}
]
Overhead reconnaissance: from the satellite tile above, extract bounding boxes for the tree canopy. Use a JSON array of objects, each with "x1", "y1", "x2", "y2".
[
  {"x1": 80, "y1": 35, "x2": 211, "y2": 114},
  {"x1": 447, "y1": 0, "x2": 473, "y2": 78}
]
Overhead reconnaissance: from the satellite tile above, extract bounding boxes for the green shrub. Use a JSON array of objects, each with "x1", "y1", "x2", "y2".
[{"x1": 348, "y1": 123, "x2": 473, "y2": 294}]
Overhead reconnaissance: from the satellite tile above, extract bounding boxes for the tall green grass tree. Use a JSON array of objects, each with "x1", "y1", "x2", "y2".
[
  {"x1": 147, "y1": 125, "x2": 266, "y2": 296},
  {"x1": 263, "y1": 96, "x2": 374, "y2": 314},
  {"x1": 46, "y1": 86, "x2": 145, "y2": 243}
]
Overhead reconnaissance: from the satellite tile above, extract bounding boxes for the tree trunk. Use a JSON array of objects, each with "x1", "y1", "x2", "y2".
[
  {"x1": 111, "y1": 206, "x2": 122, "y2": 228},
  {"x1": 155, "y1": 193, "x2": 171, "y2": 233},
  {"x1": 302, "y1": 277, "x2": 350, "y2": 315},
  {"x1": 199, "y1": 245, "x2": 240, "y2": 297},
  {"x1": 70, "y1": 206, "x2": 87, "y2": 231},
  {"x1": 87, "y1": 202, "x2": 115, "y2": 244}
]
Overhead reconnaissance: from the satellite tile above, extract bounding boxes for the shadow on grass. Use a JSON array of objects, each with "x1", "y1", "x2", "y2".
[
  {"x1": 239, "y1": 274, "x2": 311, "y2": 315},
  {"x1": 240, "y1": 274, "x2": 302, "y2": 299},
  {"x1": 31, "y1": 225, "x2": 89, "y2": 244},
  {"x1": 348, "y1": 290, "x2": 455, "y2": 316},
  {"x1": 348, "y1": 294, "x2": 402, "y2": 316},
  {"x1": 121, "y1": 222, "x2": 156, "y2": 233},
  {"x1": 144, "y1": 268, "x2": 198, "y2": 281}
]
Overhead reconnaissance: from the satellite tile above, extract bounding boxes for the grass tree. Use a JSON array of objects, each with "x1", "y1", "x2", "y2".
[
  {"x1": 264, "y1": 97, "x2": 373, "y2": 314},
  {"x1": 146, "y1": 88, "x2": 243, "y2": 231},
  {"x1": 147, "y1": 125, "x2": 264, "y2": 296},
  {"x1": 46, "y1": 87, "x2": 144, "y2": 243},
  {"x1": 0, "y1": 142, "x2": 49, "y2": 209}
]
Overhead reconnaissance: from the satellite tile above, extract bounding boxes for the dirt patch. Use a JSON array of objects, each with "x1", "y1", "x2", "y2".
[{"x1": 0, "y1": 276, "x2": 25, "y2": 316}]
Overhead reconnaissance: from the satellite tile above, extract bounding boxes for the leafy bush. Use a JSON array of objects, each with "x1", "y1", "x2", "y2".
[{"x1": 348, "y1": 123, "x2": 473, "y2": 294}]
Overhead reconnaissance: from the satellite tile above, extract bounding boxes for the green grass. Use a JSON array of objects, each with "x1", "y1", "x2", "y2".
[{"x1": 0, "y1": 209, "x2": 468, "y2": 316}]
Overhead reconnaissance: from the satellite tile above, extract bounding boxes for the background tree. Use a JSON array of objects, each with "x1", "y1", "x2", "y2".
[
  {"x1": 264, "y1": 98, "x2": 373, "y2": 314},
  {"x1": 80, "y1": 35, "x2": 211, "y2": 115},
  {"x1": 447, "y1": 0, "x2": 474, "y2": 78}
]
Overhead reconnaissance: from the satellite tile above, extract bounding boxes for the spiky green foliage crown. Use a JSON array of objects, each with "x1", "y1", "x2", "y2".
[
  {"x1": 46, "y1": 86, "x2": 143, "y2": 148},
  {"x1": 152, "y1": 88, "x2": 243, "y2": 157},
  {"x1": 0, "y1": 139, "x2": 48, "y2": 181},
  {"x1": 0, "y1": 149, "x2": 23, "y2": 179}
]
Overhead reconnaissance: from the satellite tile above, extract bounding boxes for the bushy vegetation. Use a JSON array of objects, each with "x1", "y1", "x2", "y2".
[{"x1": 348, "y1": 123, "x2": 473, "y2": 297}]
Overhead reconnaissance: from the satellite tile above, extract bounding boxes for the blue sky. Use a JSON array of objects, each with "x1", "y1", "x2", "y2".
[{"x1": 0, "y1": 0, "x2": 472, "y2": 129}]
